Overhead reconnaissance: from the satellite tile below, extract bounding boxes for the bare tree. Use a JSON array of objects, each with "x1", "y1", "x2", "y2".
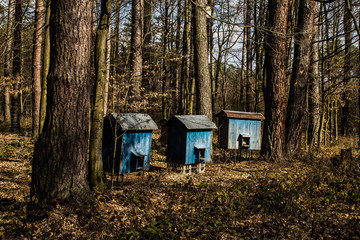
[
  {"x1": 10, "y1": 0, "x2": 22, "y2": 132},
  {"x1": 32, "y1": 0, "x2": 44, "y2": 138},
  {"x1": 307, "y1": 5, "x2": 321, "y2": 150},
  {"x1": 194, "y1": 0, "x2": 212, "y2": 119},
  {"x1": 130, "y1": 0, "x2": 144, "y2": 102},
  {"x1": 261, "y1": 0, "x2": 291, "y2": 161},
  {"x1": 285, "y1": 0, "x2": 317, "y2": 157},
  {"x1": 3, "y1": 0, "x2": 14, "y2": 127},
  {"x1": 89, "y1": 0, "x2": 112, "y2": 192},
  {"x1": 39, "y1": 0, "x2": 50, "y2": 134}
]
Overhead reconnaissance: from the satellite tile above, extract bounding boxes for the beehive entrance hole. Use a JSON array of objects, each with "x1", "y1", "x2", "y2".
[
  {"x1": 195, "y1": 147, "x2": 206, "y2": 163},
  {"x1": 131, "y1": 153, "x2": 145, "y2": 171},
  {"x1": 238, "y1": 135, "x2": 250, "y2": 149}
]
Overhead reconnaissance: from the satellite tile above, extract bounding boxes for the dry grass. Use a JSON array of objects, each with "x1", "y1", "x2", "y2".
[{"x1": 0, "y1": 131, "x2": 360, "y2": 239}]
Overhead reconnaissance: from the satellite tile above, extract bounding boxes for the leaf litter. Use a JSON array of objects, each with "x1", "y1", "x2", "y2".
[{"x1": 0, "y1": 132, "x2": 359, "y2": 239}]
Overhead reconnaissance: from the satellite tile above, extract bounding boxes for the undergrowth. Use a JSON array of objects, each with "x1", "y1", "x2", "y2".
[{"x1": 0, "y1": 133, "x2": 359, "y2": 239}]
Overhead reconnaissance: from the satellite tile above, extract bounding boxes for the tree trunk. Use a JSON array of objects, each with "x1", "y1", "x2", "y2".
[
  {"x1": 261, "y1": 0, "x2": 290, "y2": 161},
  {"x1": 130, "y1": 0, "x2": 143, "y2": 101},
  {"x1": 341, "y1": 0, "x2": 353, "y2": 136},
  {"x1": 31, "y1": 0, "x2": 92, "y2": 204},
  {"x1": 208, "y1": 0, "x2": 215, "y2": 117},
  {"x1": 308, "y1": 6, "x2": 321, "y2": 150},
  {"x1": 194, "y1": 0, "x2": 212, "y2": 119},
  {"x1": 143, "y1": 0, "x2": 152, "y2": 90},
  {"x1": 3, "y1": 0, "x2": 14, "y2": 127},
  {"x1": 358, "y1": 8, "x2": 360, "y2": 148},
  {"x1": 285, "y1": 0, "x2": 316, "y2": 157},
  {"x1": 32, "y1": 0, "x2": 44, "y2": 138},
  {"x1": 104, "y1": 17, "x2": 111, "y2": 116},
  {"x1": 254, "y1": 0, "x2": 265, "y2": 113},
  {"x1": 162, "y1": 0, "x2": 169, "y2": 118},
  {"x1": 89, "y1": 0, "x2": 111, "y2": 192},
  {"x1": 40, "y1": 0, "x2": 50, "y2": 134},
  {"x1": 10, "y1": 0, "x2": 22, "y2": 132},
  {"x1": 245, "y1": 0, "x2": 253, "y2": 112},
  {"x1": 181, "y1": 0, "x2": 190, "y2": 115}
]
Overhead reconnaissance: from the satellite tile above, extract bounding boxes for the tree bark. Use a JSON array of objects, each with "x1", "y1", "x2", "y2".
[
  {"x1": 341, "y1": 0, "x2": 352, "y2": 136},
  {"x1": 182, "y1": 0, "x2": 191, "y2": 115},
  {"x1": 194, "y1": 0, "x2": 212, "y2": 119},
  {"x1": 10, "y1": 0, "x2": 22, "y2": 132},
  {"x1": 40, "y1": 0, "x2": 50, "y2": 134},
  {"x1": 285, "y1": 0, "x2": 316, "y2": 157},
  {"x1": 162, "y1": 0, "x2": 169, "y2": 118},
  {"x1": 32, "y1": 0, "x2": 44, "y2": 138},
  {"x1": 89, "y1": 0, "x2": 111, "y2": 192},
  {"x1": 3, "y1": 0, "x2": 14, "y2": 126},
  {"x1": 245, "y1": 0, "x2": 253, "y2": 112},
  {"x1": 261, "y1": 0, "x2": 290, "y2": 161},
  {"x1": 130, "y1": 0, "x2": 143, "y2": 101},
  {"x1": 31, "y1": 0, "x2": 92, "y2": 204},
  {"x1": 308, "y1": 6, "x2": 320, "y2": 150},
  {"x1": 142, "y1": 0, "x2": 152, "y2": 90}
]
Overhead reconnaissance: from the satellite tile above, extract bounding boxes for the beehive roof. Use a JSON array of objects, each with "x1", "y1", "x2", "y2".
[
  {"x1": 109, "y1": 113, "x2": 158, "y2": 131},
  {"x1": 168, "y1": 115, "x2": 217, "y2": 130},
  {"x1": 215, "y1": 110, "x2": 265, "y2": 120}
]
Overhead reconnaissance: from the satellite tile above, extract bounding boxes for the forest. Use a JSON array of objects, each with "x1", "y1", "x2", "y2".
[{"x1": 0, "y1": 0, "x2": 360, "y2": 239}]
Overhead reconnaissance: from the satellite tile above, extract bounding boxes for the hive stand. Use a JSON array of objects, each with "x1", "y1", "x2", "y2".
[{"x1": 167, "y1": 161, "x2": 206, "y2": 174}]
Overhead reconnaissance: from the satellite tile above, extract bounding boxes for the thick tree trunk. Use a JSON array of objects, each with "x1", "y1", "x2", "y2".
[
  {"x1": 358, "y1": 8, "x2": 360, "y2": 148},
  {"x1": 32, "y1": 0, "x2": 44, "y2": 138},
  {"x1": 285, "y1": 0, "x2": 316, "y2": 157},
  {"x1": 40, "y1": 0, "x2": 50, "y2": 134},
  {"x1": 3, "y1": 0, "x2": 14, "y2": 126},
  {"x1": 261, "y1": 0, "x2": 290, "y2": 161},
  {"x1": 308, "y1": 7, "x2": 320, "y2": 150},
  {"x1": 89, "y1": 0, "x2": 111, "y2": 192},
  {"x1": 130, "y1": 0, "x2": 143, "y2": 101},
  {"x1": 31, "y1": 0, "x2": 92, "y2": 204},
  {"x1": 10, "y1": 0, "x2": 22, "y2": 132},
  {"x1": 194, "y1": 0, "x2": 212, "y2": 119}
]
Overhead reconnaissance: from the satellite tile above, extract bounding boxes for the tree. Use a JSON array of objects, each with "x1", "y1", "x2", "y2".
[
  {"x1": 142, "y1": 0, "x2": 152, "y2": 90},
  {"x1": 89, "y1": 0, "x2": 112, "y2": 191},
  {"x1": 341, "y1": 0, "x2": 353, "y2": 136},
  {"x1": 193, "y1": 0, "x2": 212, "y2": 119},
  {"x1": 3, "y1": 0, "x2": 14, "y2": 127},
  {"x1": 245, "y1": 0, "x2": 253, "y2": 112},
  {"x1": 32, "y1": 0, "x2": 44, "y2": 138},
  {"x1": 307, "y1": 5, "x2": 321, "y2": 150},
  {"x1": 129, "y1": 0, "x2": 143, "y2": 102},
  {"x1": 31, "y1": 0, "x2": 92, "y2": 204},
  {"x1": 285, "y1": 0, "x2": 316, "y2": 157},
  {"x1": 39, "y1": 0, "x2": 50, "y2": 134},
  {"x1": 261, "y1": 0, "x2": 291, "y2": 161},
  {"x1": 10, "y1": 0, "x2": 22, "y2": 132},
  {"x1": 181, "y1": 0, "x2": 193, "y2": 115}
]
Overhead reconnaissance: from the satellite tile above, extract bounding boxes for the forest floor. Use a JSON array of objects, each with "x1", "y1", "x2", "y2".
[{"x1": 0, "y1": 131, "x2": 360, "y2": 239}]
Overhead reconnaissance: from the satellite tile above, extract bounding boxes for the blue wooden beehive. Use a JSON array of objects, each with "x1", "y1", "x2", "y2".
[
  {"x1": 215, "y1": 110, "x2": 265, "y2": 150},
  {"x1": 166, "y1": 115, "x2": 217, "y2": 165},
  {"x1": 102, "y1": 113, "x2": 158, "y2": 175}
]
